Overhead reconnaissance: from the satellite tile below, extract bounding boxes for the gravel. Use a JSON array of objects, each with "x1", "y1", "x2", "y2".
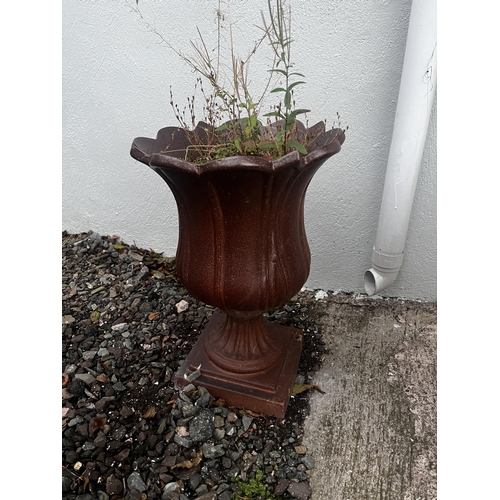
[{"x1": 62, "y1": 231, "x2": 329, "y2": 499}]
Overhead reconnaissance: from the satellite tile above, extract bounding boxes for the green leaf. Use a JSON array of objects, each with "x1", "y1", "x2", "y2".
[
  {"x1": 286, "y1": 108, "x2": 311, "y2": 126},
  {"x1": 249, "y1": 114, "x2": 257, "y2": 128},
  {"x1": 215, "y1": 123, "x2": 229, "y2": 131},
  {"x1": 284, "y1": 91, "x2": 292, "y2": 110},
  {"x1": 286, "y1": 141, "x2": 308, "y2": 155},
  {"x1": 289, "y1": 72, "x2": 306, "y2": 78},
  {"x1": 289, "y1": 108, "x2": 311, "y2": 118},
  {"x1": 270, "y1": 87, "x2": 286, "y2": 93},
  {"x1": 268, "y1": 68, "x2": 288, "y2": 76},
  {"x1": 264, "y1": 111, "x2": 285, "y2": 119},
  {"x1": 234, "y1": 138, "x2": 242, "y2": 153},
  {"x1": 287, "y1": 81, "x2": 306, "y2": 91}
]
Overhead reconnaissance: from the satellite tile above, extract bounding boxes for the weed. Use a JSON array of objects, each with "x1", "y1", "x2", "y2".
[{"x1": 231, "y1": 470, "x2": 278, "y2": 500}]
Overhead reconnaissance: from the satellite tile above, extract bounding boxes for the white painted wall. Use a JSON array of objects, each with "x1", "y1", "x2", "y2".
[{"x1": 63, "y1": 0, "x2": 436, "y2": 301}]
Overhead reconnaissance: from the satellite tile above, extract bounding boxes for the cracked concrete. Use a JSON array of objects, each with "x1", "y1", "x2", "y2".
[{"x1": 302, "y1": 293, "x2": 437, "y2": 500}]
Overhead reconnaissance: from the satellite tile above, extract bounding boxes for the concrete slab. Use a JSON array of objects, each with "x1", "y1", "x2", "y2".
[{"x1": 302, "y1": 293, "x2": 437, "y2": 500}]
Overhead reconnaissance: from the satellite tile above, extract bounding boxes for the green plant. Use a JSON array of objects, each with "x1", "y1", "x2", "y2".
[
  {"x1": 130, "y1": 0, "x2": 342, "y2": 162},
  {"x1": 231, "y1": 470, "x2": 278, "y2": 500},
  {"x1": 262, "y1": 0, "x2": 310, "y2": 156}
]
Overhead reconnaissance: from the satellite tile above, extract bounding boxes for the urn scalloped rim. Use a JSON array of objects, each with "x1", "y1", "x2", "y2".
[{"x1": 130, "y1": 120, "x2": 345, "y2": 174}]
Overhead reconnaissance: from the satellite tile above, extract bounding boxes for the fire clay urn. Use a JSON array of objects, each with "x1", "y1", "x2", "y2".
[{"x1": 130, "y1": 121, "x2": 345, "y2": 417}]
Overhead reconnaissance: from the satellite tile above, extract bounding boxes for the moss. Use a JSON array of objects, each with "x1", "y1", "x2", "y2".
[{"x1": 232, "y1": 470, "x2": 277, "y2": 500}]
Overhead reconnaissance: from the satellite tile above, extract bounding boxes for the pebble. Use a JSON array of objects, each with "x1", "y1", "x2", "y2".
[
  {"x1": 195, "y1": 390, "x2": 211, "y2": 408},
  {"x1": 287, "y1": 480, "x2": 313, "y2": 500},
  {"x1": 82, "y1": 441, "x2": 96, "y2": 452},
  {"x1": 111, "y1": 322, "x2": 128, "y2": 331},
  {"x1": 174, "y1": 435, "x2": 193, "y2": 448},
  {"x1": 195, "y1": 485, "x2": 209, "y2": 496},
  {"x1": 226, "y1": 412, "x2": 238, "y2": 423},
  {"x1": 64, "y1": 364, "x2": 78, "y2": 375},
  {"x1": 63, "y1": 391, "x2": 76, "y2": 407},
  {"x1": 194, "y1": 493, "x2": 216, "y2": 500},
  {"x1": 67, "y1": 379, "x2": 85, "y2": 399},
  {"x1": 176, "y1": 426, "x2": 189, "y2": 437},
  {"x1": 202, "y1": 443, "x2": 225, "y2": 459},
  {"x1": 213, "y1": 428, "x2": 225, "y2": 440},
  {"x1": 214, "y1": 415, "x2": 225, "y2": 428},
  {"x1": 242, "y1": 415, "x2": 253, "y2": 431},
  {"x1": 184, "y1": 405, "x2": 201, "y2": 419},
  {"x1": 128, "y1": 251, "x2": 143, "y2": 261},
  {"x1": 162, "y1": 482, "x2": 180, "y2": 500},
  {"x1": 112, "y1": 381, "x2": 126, "y2": 392},
  {"x1": 106, "y1": 474, "x2": 123, "y2": 496},
  {"x1": 301, "y1": 454, "x2": 316, "y2": 470},
  {"x1": 189, "y1": 410, "x2": 215, "y2": 442},
  {"x1": 294, "y1": 445, "x2": 308, "y2": 455},
  {"x1": 127, "y1": 471, "x2": 147, "y2": 492},
  {"x1": 185, "y1": 369, "x2": 201, "y2": 382},
  {"x1": 175, "y1": 300, "x2": 189, "y2": 313},
  {"x1": 314, "y1": 290, "x2": 328, "y2": 300},
  {"x1": 74, "y1": 373, "x2": 96, "y2": 386},
  {"x1": 62, "y1": 232, "x2": 325, "y2": 500},
  {"x1": 275, "y1": 478, "x2": 292, "y2": 495},
  {"x1": 62, "y1": 475, "x2": 72, "y2": 492}
]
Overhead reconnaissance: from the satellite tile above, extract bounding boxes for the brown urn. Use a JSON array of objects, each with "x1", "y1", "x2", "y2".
[{"x1": 131, "y1": 121, "x2": 345, "y2": 417}]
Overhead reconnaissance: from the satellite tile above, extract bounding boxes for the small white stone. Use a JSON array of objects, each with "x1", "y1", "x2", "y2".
[
  {"x1": 175, "y1": 300, "x2": 189, "y2": 313},
  {"x1": 111, "y1": 322, "x2": 128, "y2": 331},
  {"x1": 176, "y1": 426, "x2": 189, "y2": 437},
  {"x1": 163, "y1": 482, "x2": 180, "y2": 493}
]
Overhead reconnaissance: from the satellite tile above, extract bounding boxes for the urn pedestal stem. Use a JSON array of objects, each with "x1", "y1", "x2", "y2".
[{"x1": 205, "y1": 313, "x2": 283, "y2": 374}]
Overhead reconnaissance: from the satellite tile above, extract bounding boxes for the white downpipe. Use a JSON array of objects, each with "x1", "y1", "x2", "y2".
[{"x1": 364, "y1": 0, "x2": 436, "y2": 296}]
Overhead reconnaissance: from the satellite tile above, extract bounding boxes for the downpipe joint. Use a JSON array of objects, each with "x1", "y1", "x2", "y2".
[{"x1": 364, "y1": 247, "x2": 404, "y2": 296}]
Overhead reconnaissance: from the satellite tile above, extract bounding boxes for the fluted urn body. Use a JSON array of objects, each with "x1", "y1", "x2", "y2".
[{"x1": 131, "y1": 121, "x2": 344, "y2": 417}]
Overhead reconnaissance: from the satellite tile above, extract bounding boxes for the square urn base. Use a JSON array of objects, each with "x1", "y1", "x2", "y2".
[{"x1": 173, "y1": 312, "x2": 304, "y2": 418}]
